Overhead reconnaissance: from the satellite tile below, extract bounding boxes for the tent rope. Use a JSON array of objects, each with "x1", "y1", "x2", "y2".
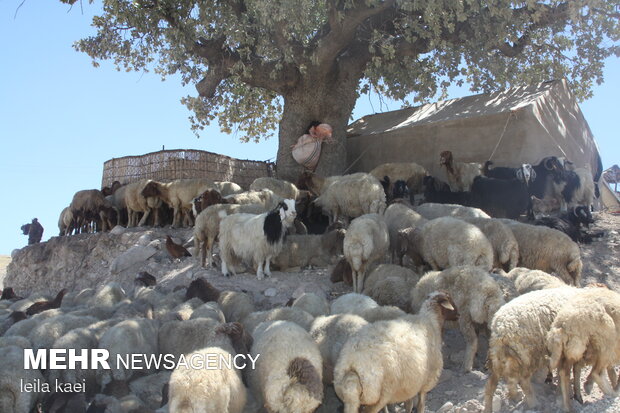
[
  {"x1": 488, "y1": 111, "x2": 514, "y2": 161},
  {"x1": 342, "y1": 140, "x2": 373, "y2": 174}
]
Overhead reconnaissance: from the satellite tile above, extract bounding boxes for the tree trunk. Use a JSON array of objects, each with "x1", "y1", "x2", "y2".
[{"x1": 276, "y1": 73, "x2": 361, "y2": 182}]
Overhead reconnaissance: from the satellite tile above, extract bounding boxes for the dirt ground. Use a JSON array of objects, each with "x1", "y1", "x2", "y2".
[{"x1": 3, "y1": 212, "x2": 620, "y2": 413}]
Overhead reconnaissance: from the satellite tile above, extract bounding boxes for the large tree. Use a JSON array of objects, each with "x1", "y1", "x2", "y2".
[{"x1": 65, "y1": 0, "x2": 619, "y2": 181}]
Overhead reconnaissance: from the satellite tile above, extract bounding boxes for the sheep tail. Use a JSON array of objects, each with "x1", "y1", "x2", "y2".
[
  {"x1": 567, "y1": 257, "x2": 583, "y2": 286},
  {"x1": 546, "y1": 327, "x2": 565, "y2": 371},
  {"x1": 338, "y1": 369, "x2": 363, "y2": 413},
  {"x1": 287, "y1": 357, "x2": 323, "y2": 400}
]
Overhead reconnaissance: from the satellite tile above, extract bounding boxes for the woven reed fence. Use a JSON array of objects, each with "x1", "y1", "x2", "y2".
[{"x1": 102, "y1": 149, "x2": 275, "y2": 190}]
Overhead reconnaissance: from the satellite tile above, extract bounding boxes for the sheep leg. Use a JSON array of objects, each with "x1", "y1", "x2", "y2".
[
  {"x1": 352, "y1": 270, "x2": 358, "y2": 294},
  {"x1": 221, "y1": 260, "x2": 230, "y2": 277},
  {"x1": 138, "y1": 208, "x2": 151, "y2": 226},
  {"x1": 459, "y1": 314, "x2": 478, "y2": 372},
  {"x1": 573, "y1": 362, "x2": 584, "y2": 404},
  {"x1": 256, "y1": 261, "x2": 265, "y2": 280},
  {"x1": 558, "y1": 363, "x2": 574, "y2": 412},
  {"x1": 483, "y1": 372, "x2": 499, "y2": 413},
  {"x1": 403, "y1": 398, "x2": 414, "y2": 413},
  {"x1": 415, "y1": 391, "x2": 426, "y2": 413},
  {"x1": 356, "y1": 271, "x2": 365, "y2": 294},
  {"x1": 172, "y1": 207, "x2": 181, "y2": 228},
  {"x1": 609, "y1": 366, "x2": 619, "y2": 390},
  {"x1": 519, "y1": 378, "x2": 538, "y2": 408},
  {"x1": 587, "y1": 365, "x2": 616, "y2": 396}
]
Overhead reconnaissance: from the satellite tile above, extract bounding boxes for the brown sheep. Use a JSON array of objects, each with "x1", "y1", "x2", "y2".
[
  {"x1": 70, "y1": 189, "x2": 114, "y2": 233},
  {"x1": 192, "y1": 188, "x2": 228, "y2": 215}
]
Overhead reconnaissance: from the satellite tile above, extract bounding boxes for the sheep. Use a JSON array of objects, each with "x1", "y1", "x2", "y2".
[
  {"x1": 414, "y1": 202, "x2": 490, "y2": 220},
  {"x1": 358, "y1": 305, "x2": 407, "y2": 323},
  {"x1": 218, "y1": 290, "x2": 255, "y2": 323},
  {"x1": 399, "y1": 216, "x2": 493, "y2": 271},
  {"x1": 296, "y1": 171, "x2": 343, "y2": 195},
  {"x1": 482, "y1": 161, "x2": 536, "y2": 182},
  {"x1": 3, "y1": 309, "x2": 63, "y2": 338},
  {"x1": 158, "y1": 318, "x2": 220, "y2": 357},
  {"x1": 531, "y1": 195, "x2": 561, "y2": 218},
  {"x1": 313, "y1": 173, "x2": 386, "y2": 225},
  {"x1": 70, "y1": 189, "x2": 114, "y2": 233},
  {"x1": 213, "y1": 181, "x2": 244, "y2": 196},
  {"x1": 96, "y1": 317, "x2": 160, "y2": 392},
  {"x1": 88, "y1": 282, "x2": 127, "y2": 309},
  {"x1": 190, "y1": 302, "x2": 226, "y2": 323},
  {"x1": 219, "y1": 199, "x2": 297, "y2": 279},
  {"x1": 192, "y1": 188, "x2": 228, "y2": 216},
  {"x1": 193, "y1": 203, "x2": 266, "y2": 267},
  {"x1": 383, "y1": 203, "x2": 428, "y2": 264},
  {"x1": 343, "y1": 213, "x2": 390, "y2": 293},
  {"x1": 526, "y1": 156, "x2": 566, "y2": 218},
  {"x1": 250, "y1": 176, "x2": 301, "y2": 200},
  {"x1": 223, "y1": 188, "x2": 284, "y2": 210},
  {"x1": 362, "y1": 264, "x2": 420, "y2": 310},
  {"x1": 310, "y1": 313, "x2": 369, "y2": 384},
  {"x1": 555, "y1": 167, "x2": 596, "y2": 212},
  {"x1": 27, "y1": 314, "x2": 99, "y2": 351},
  {"x1": 249, "y1": 320, "x2": 323, "y2": 413},
  {"x1": 483, "y1": 286, "x2": 580, "y2": 413},
  {"x1": 58, "y1": 206, "x2": 74, "y2": 236},
  {"x1": 438, "y1": 150, "x2": 482, "y2": 192},
  {"x1": 289, "y1": 293, "x2": 330, "y2": 318},
  {"x1": 507, "y1": 267, "x2": 567, "y2": 295},
  {"x1": 461, "y1": 217, "x2": 519, "y2": 271},
  {"x1": 124, "y1": 179, "x2": 163, "y2": 227},
  {"x1": 330, "y1": 257, "x2": 353, "y2": 286},
  {"x1": 26, "y1": 289, "x2": 67, "y2": 315},
  {"x1": 140, "y1": 178, "x2": 216, "y2": 227},
  {"x1": 411, "y1": 266, "x2": 505, "y2": 371},
  {"x1": 546, "y1": 293, "x2": 619, "y2": 412},
  {"x1": 271, "y1": 228, "x2": 345, "y2": 271},
  {"x1": 330, "y1": 293, "x2": 379, "y2": 316},
  {"x1": 185, "y1": 277, "x2": 221, "y2": 303},
  {"x1": 534, "y1": 206, "x2": 597, "y2": 243},
  {"x1": 369, "y1": 162, "x2": 428, "y2": 195},
  {"x1": 469, "y1": 175, "x2": 531, "y2": 219},
  {"x1": 168, "y1": 322, "x2": 251, "y2": 413},
  {"x1": 241, "y1": 307, "x2": 315, "y2": 335},
  {"x1": 334, "y1": 291, "x2": 459, "y2": 413},
  {"x1": 0, "y1": 345, "x2": 45, "y2": 413},
  {"x1": 499, "y1": 220, "x2": 583, "y2": 286},
  {"x1": 0, "y1": 311, "x2": 27, "y2": 336}
]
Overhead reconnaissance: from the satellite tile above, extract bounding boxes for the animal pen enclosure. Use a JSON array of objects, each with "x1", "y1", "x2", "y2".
[{"x1": 101, "y1": 149, "x2": 275, "y2": 189}]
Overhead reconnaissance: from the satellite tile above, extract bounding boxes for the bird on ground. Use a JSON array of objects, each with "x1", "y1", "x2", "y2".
[{"x1": 166, "y1": 235, "x2": 192, "y2": 260}]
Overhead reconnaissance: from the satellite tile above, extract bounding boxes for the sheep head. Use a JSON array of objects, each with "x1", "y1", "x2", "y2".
[
  {"x1": 141, "y1": 181, "x2": 162, "y2": 198},
  {"x1": 322, "y1": 228, "x2": 346, "y2": 254},
  {"x1": 278, "y1": 199, "x2": 297, "y2": 225},
  {"x1": 397, "y1": 228, "x2": 423, "y2": 266},
  {"x1": 296, "y1": 171, "x2": 324, "y2": 195},
  {"x1": 216, "y1": 322, "x2": 253, "y2": 355},
  {"x1": 439, "y1": 150, "x2": 453, "y2": 167},
  {"x1": 516, "y1": 164, "x2": 536, "y2": 185},
  {"x1": 427, "y1": 291, "x2": 459, "y2": 322},
  {"x1": 185, "y1": 277, "x2": 220, "y2": 302}
]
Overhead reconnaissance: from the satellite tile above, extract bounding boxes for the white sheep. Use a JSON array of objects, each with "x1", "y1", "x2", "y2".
[
  {"x1": 0, "y1": 345, "x2": 45, "y2": 413},
  {"x1": 411, "y1": 266, "x2": 506, "y2": 371},
  {"x1": 249, "y1": 320, "x2": 323, "y2": 413},
  {"x1": 414, "y1": 202, "x2": 491, "y2": 220},
  {"x1": 159, "y1": 318, "x2": 220, "y2": 357},
  {"x1": 213, "y1": 181, "x2": 244, "y2": 196},
  {"x1": 507, "y1": 267, "x2": 567, "y2": 295},
  {"x1": 141, "y1": 178, "x2": 215, "y2": 227},
  {"x1": 96, "y1": 317, "x2": 160, "y2": 391},
  {"x1": 223, "y1": 188, "x2": 284, "y2": 210},
  {"x1": 546, "y1": 291, "x2": 619, "y2": 412},
  {"x1": 362, "y1": 264, "x2": 420, "y2": 310},
  {"x1": 250, "y1": 176, "x2": 301, "y2": 200},
  {"x1": 483, "y1": 286, "x2": 580, "y2": 412},
  {"x1": 499, "y1": 219, "x2": 583, "y2": 285},
  {"x1": 124, "y1": 179, "x2": 163, "y2": 227},
  {"x1": 359, "y1": 305, "x2": 407, "y2": 323},
  {"x1": 88, "y1": 282, "x2": 127, "y2": 308},
  {"x1": 27, "y1": 314, "x2": 99, "y2": 351},
  {"x1": 241, "y1": 307, "x2": 315, "y2": 335},
  {"x1": 334, "y1": 291, "x2": 458, "y2": 413},
  {"x1": 271, "y1": 228, "x2": 345, "y2": 271},
  {"x1": 290, "y1": 293, "x2": 330, "y2": 318},
  {"x1": 369, "y1": 162, "x2": 428, "y2": 194},
  {"x1": 461, "y1": 217, "x2": 519, "y2": 271},
  {"x1": 399, "y1": 216, "x2": 493, "y2": 271},
  {"x1": 310, "y1": 313, "x2": 369, "y2": 384},
  {"x1": 189, "y1": 301, "x2": 226, "y2": 323},
  {"x1": 383, "y1": 203, "x2": 428, "y2": 264},
  {"x1": 330, "y1": 293, "x2": 379, "y2": 316},
  {"x1": 193, "y1": 203, "x2": 266, "y2": 267},
  {"x1": 218, "y1": 290, "x2": 255, "y2": 323},
  {"x1": 219, "y1": 199, "x2": 297, "y2": 279},
  {"x1": 314, "y1": 172, "x2": 386, "y2": 225},
  {"x1": 343, "y1": 213, "x2": 390, "y2": 293},
  {"x1": 58, "y1": 206, "x2": 74, "y2": 236}
]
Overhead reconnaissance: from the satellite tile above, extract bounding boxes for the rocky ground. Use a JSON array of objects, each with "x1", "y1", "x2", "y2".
[
  {"x1": 4, "y1": 212, "x2": 620, "y2": 413},
  {"x1": 0, "y1": 255, "x2": 10, "y2": 290}
]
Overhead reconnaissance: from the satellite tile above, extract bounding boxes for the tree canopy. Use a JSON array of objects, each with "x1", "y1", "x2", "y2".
[{"x1": 64, "y1": 0, "x2": 620, "y2": 178}]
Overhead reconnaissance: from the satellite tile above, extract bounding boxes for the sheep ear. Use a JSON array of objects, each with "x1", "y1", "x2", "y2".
[
  {"x1": 529, "y1": 167, "x2": 537, "y2": 181},
  {"x1": 279, "y1": 207, "x2": 287, "y2": 221},
  {"x1": 516, "y1": 169, "x2": 523, "y2": 182},
  {"x1": 439, "y1": 300, "x2": 455, "y2": 311}
]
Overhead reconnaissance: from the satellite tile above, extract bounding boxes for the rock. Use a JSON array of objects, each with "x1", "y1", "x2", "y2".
[
  {"x1": 264, "y1": 288, "x2": 278, "y2": 297},
  {"x1": 110, "y1": 245, "x2": 158, "y2": 274},
  {"x1": 137, "y1": 233, "x2": 154, "y2": 246},
  {"x1": 439, "y1": 368, "x2": 454, "y2": 383},
  {"x1": 110, "y1": 225, "x2": 126, "y2": 235},
  {"x1": 437, "y1": 401, "x2": 454, "y2": 413},
  {"x1": 148, "y1": 239, "x2": 162, "y2": 249}
]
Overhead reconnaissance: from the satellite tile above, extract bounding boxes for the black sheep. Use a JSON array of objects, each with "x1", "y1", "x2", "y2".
[
  {"x1": 421, "y1": 176, "x2": 472, "y2": 205},
  {"x1": 470, "y1": 176, "x2": 530, "y2": 219}
]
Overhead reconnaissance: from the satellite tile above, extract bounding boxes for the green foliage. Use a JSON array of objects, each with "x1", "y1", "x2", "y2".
[{"x1": 68, "y1": 0, "x2": 620, "y2": 141}]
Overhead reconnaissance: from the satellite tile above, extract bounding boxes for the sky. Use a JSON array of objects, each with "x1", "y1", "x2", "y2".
[{"x1": 0, "y1": 1, "x2": 618, "y2": 255}]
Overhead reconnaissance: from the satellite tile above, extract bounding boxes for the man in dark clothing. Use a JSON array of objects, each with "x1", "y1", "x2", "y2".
[{"x1": 23, "y1": 218, "x2": 44, "y2": 245}]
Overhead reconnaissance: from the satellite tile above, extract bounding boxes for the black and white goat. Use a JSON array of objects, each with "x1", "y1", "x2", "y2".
[
  {"x1": 483, "y1": 161, "x2": 536, "y2": 183},
  {"x1": 534, "y1": 206, "x2": 600, "y2": 244},
  {"x1": 218, "y1": 199, "x2": 297, "y2": 279}
]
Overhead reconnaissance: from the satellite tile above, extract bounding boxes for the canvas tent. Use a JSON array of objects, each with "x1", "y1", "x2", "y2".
[
  {"x1": 600, "y1": 165, "x2": 620, "y2": 212},
  {"x1": 346, "y1": 79, "x2": 603, "y2": 181}
]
